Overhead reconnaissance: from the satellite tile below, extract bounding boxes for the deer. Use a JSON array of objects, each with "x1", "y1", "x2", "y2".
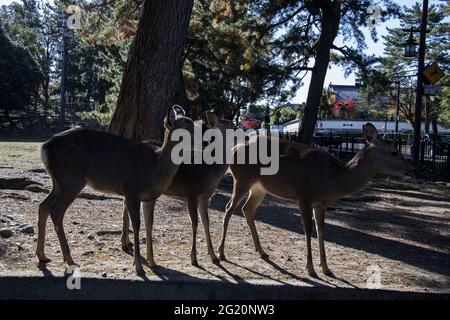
[
  {"x1": 36, "y1": 105, "x2": 196, "y2": 276},
  {"x1": 217, "y1": 123, "x2": 416, "y2": 278},
  {"x1": 121, "y1": 110, "x2": 236, "y2": 267}
]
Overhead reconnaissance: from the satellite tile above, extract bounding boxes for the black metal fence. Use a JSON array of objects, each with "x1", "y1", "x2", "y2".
[{"x1": 279, "y1": 131, "x2": 450, "y2": 179}]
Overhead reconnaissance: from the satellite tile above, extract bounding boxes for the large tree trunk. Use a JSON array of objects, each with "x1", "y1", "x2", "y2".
[
  {"x1": 298, "y1": 2, "x2": 340, "y2": 145},
  {"x1": 108, "y1": 0, "x2": 194, "y2": 141},
  {"x1": 172, "y1": 66, "x2": 191, "y2": 117},
  {"x1": 424, "y1": 97, "x2": 430, "y2": 134},
  {"x1": 59, "y1": 28, "x2": 67, "y2": 131}
]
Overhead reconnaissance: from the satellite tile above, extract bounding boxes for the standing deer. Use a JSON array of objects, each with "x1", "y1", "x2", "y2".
[
  {"x1": 36, "y1": 106, "x2": 195, "y2": 275},
  {"x1": 121, "y1": 111, "x2": 236, "y2": 266},
  {"x1": 218, "y1": 123, "x2": 415, "y2": 277}
]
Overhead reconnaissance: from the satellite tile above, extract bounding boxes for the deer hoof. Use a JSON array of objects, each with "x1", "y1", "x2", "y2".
[
  {"x1": 37, "y1": 256, "x2": 52, "y2": 264},
  {"x1": 191, "y1": 259, "x2": 199, "y2": 267},
  {"x1": 121, "y1": 242, "x2": 133, "y2": 253},
  {"x1": 307, "y1": 266, "x2": 318, "y2": 278},
  {"x1": 323, "y1": 267, "x2": 335, "y2": 278},
  {"x1": 136, "y1": 266, "x2": 146, "y2": 277},
  {"x1": 147, "y1": 259, "x2": 156, "y2": 269},
  {"x1": 217, "y1": 246, "x2": 226, "y2": 260},
  {"x1": 211, "y1": 255, "x2": 220, "y2": 265},
  {"x1": 65, "y1": 259, "x2": 79, "y2": 267},
  {"x1": 218, "y1": 252, "x2": 226, "y2": 261}
]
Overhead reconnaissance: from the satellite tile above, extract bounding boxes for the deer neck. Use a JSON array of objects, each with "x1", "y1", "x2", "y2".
[
  {"x1": 205, "y1": 127, "x2": 231, "y2": 170},
  {"x1": 337, "y1": 146, "x2": 379, "y2": 196},
  {"x1": 157, "y1": 130, "x2": 182, "y2": 175}
]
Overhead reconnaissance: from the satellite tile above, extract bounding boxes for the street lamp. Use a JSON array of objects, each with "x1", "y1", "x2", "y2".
[
  {"x1": 404, "y1": 31, "x2": 417, "y2": 58},
  {"x1": 395, "y1": 81, "x2": 400, "y2": 134}
]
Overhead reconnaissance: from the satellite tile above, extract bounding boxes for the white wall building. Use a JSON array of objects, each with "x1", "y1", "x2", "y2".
[{"x1": 275, "y1": 119, "x2": 450, "y2": 134}]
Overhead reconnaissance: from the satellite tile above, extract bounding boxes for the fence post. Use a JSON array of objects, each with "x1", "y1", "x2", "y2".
[
  {"x1": 420, "y1": 140, "x2": 425, "y2": 169},
  {"x1": 447, "y1": 143, "x2": 450, "y2": 180},
  {"x1": 346, "y1": 131, "x2": 349, "y2": 152},
  {"x1": 328, "y1": 130, "x2": 332, "y2": 153},
  {"x1": 351, "y1": 136, "x2": 355, "y2": 154}
]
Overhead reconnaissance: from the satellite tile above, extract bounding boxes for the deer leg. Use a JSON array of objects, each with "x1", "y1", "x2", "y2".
[
  {"x1": 217, "y1": 179, "x2": 251, "y2": 261},
  {"x1": 36, "y1": 190, "x2": 57, "y2": 264},
  {"x1": 198, "y1": 196, "x2": 219, "y2": 264},
  {"x1": 299, "y1": 201, "x2": 316, "y2": 278},
  {"x1": 120, "y1": 202, "x2": 133, "y2": 253},
  {"x1": 314, "y1": 206, "x2": 334, "y2": 277},
  {"x1": 49, "y1": 191, "x2": 81, "y2": 266},
  {"x1": 186, "y1": 198, "x2": 199, "y2": 266},
  {"x1": 142, "y1": 200, "x2": 156, "y2": 268},
  {"x1": 126, "y1": 197, "x2": 144, "y2": 276},
  {"x1": 241, "y1": 187, "x2": 267, "y2": 258}
]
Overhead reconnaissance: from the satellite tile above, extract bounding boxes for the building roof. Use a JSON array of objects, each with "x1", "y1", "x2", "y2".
[{"x1": 329, "y1": 84, "x2": 359, "y2": 101}]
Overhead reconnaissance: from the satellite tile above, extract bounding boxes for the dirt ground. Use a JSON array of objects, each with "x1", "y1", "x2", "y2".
[{"x1": 0, "y1": 141, "x2": 449, "y2": 294}]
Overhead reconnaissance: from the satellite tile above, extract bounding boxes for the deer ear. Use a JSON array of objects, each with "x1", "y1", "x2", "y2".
[
  {"x1": 172, "y1": 105, "x2": 186, "y2": 116},
  {"x1": 203, "y1": 110, "x2": 219, "y2": 128},
  {"x1": 165, "y1": 108, "x2": 177, "y2": 129},
  {"x1": 363, "y1": 123, "x2": 378, "y2": 143}
]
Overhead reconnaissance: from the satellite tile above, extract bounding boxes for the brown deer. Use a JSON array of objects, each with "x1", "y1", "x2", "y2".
[
  {"x1": 121, "y1": 110, "x2": 236, "y2": 266},
  {"x1": 36, "y1": 106, "x2": 195, "y2": 276},
  {"x1": 218, "y1": 123, "x2": 415, "y2": 277}
]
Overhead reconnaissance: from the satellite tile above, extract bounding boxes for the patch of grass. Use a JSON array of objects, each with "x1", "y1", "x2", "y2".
[{"x1": 0, "y1": 141, "x2": 42, "y2": 169}]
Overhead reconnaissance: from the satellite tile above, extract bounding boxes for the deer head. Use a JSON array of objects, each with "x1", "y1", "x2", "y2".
[
  {"x1": 363, "y1": 123, "x2": 416, "y2": 178},
  {"x1": 164, "y1": 105, "x2": 195, "y2": 133},
  {"x1": 203, "y1": 110, "x2": 237, "y2": 132}
]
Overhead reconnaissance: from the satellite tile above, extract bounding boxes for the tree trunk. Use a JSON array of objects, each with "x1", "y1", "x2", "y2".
[
  {"x1": 108, "y1": 0, "x2": 194, "y2": 141},
  {"x1": 298, "y1": 2, "x2": 340, "y2": 145},
  {"x1": 172, "y1": 66, "x2": 191, "y2": 117},
  {"x1": 59, "y1": 28, "x2": 67, "y2": 130},
  {"x1": 424, "y1": 97, "x2": 430, "y2": 134}
]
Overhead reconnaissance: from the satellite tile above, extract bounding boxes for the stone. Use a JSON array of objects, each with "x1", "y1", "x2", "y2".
[
  {"x1": 0, "y1": 229, "x2": 13, "y2": 238},
  {"x1": 24, "y1": 184, "x2": 49, "y2": 193},
  {"x1": 82, "y1": 250, "x2": 94, "y2": 256},
  {"x1": 96, "y1": 230, "x2": 122, "y2": 236},
  {"x1": 19, "y1": 224, "x2": 34, "y2": 235}
]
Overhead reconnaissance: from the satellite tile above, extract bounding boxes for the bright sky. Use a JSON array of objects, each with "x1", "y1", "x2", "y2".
[
  {"x1": 1, "y1": 0, "x2": 446, "y2": 104},
  {"x1": 0, "y1": 0, "x2": 17, "y2": 5}
]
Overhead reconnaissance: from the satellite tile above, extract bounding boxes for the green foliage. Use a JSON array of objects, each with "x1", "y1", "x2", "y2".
[
  {"x1": 0, "y1": 25, "x2": 41, "y2": 125},
  {"x1": 184, "y1": 0, "x2": 299, "y2": 118},
  {"x1": 0, "y1": 0, "x2": 128, "y2": 128},
  {"x1": 1, "y1": 0, "x2": 447, "y2": 132},
  {"x1": 318, "y1": 88, "x2": 335, "y2": 119},
  {"x1": 360, "y1": 1, "x2": 449, "y2": 127},
  {"x1": 276, "y1": 107, "x2": 298, "y2": 124},
  {"x1": 436, "y1": 85, "x2": 450, "y2": 129},
  {"x1": 80, "y1": 45, "x2": 128, "y2": 125}
]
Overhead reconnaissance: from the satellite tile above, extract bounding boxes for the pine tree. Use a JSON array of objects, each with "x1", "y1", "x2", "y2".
[
  {"x1": 108, "y1": 0, "x2": 194, "y2": 140},
  {"x1": 364, "y1": 1, "x2": 449, "y2": 133}
]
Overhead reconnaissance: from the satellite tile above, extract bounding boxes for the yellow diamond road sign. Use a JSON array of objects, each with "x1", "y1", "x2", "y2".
[{"x1": 423, "y1": 62, "x2": 445, "y2": 84}]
